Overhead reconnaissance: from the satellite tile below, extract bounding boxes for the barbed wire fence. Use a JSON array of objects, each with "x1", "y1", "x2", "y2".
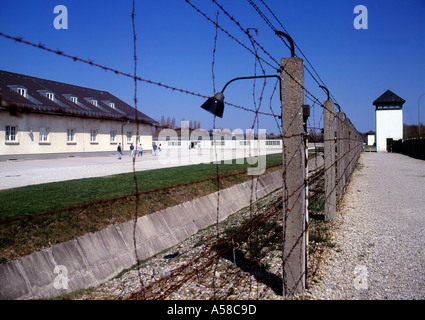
[{"x1": 0, "y1": 0, "x2": 364, "y2": 300}]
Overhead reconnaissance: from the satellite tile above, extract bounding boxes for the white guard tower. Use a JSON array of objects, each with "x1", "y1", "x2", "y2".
[{"x1": 373, "y1": 90, "x2": 405, "y2": 152}]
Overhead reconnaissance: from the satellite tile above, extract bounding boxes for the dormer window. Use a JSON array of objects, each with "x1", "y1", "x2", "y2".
[
  {"x1": 46, "y1": 92, "x2": 54, "y2": 101},
  {"x1": 62, "y1": 94, "x2": 79, "y2": 105},
  {"x1": 38, "y1": 90, "x2": 55, "y2": 101},
  {"x1": 7, "y1": 85, "x2": 42, "y2": 105},
  {"x1": 17, "y1": 87, "x2": 27, "y2": 97},
  {"x1": 83, "y1": 97, "x2": 110, "y2": 113},
  {"x1": 102, "y1": 100, "x2": 116, "y2": 109},
  {"x1": 7, "y1": 85, "x2": 27, "y2": 98}
]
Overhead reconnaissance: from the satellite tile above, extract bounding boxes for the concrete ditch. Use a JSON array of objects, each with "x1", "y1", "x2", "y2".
[{"x1": 0, "y1": 156, "x2": 323, "y2": 300}]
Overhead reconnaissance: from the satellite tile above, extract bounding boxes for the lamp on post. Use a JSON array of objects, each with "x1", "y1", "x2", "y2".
[
  {"x1": 201, "y1": 29, "x2": 309, "y2": 296},
  {"x1": 200, "y1": 74, "x2": 281, "y2": 118}
]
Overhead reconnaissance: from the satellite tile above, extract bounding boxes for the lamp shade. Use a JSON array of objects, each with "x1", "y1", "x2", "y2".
[{"x1": 200, "y1": 92, "x2": 224, "y2": 118}]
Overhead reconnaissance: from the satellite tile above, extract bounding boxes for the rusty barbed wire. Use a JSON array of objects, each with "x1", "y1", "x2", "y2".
[
  {"x1": 127, "y1": 0, "x2": 363, "y2": 299},
  {"x1": 0, "y1": 32, "x2": 277, "y2": 118},
  {"x1": 126, "y1": 155, "x2": 312, "y2": 300},
  {"x1": 211, "y1": 0, "x2": 280, "y2": 68},
  {"x1": 128, "y1": 196, "x2": 285, "y2": 300},
  {"x1": 184, "y1": 0, "x2": 278, "y2": 71},
  {"x1": 248, "y1": 0, "x2": 344, "y2": 113},
  {"x1": 130, "y1": 0, "x2": 146, "y2": 299},
  {"x1": 0, "y1": 0, "x2": 365, "y2": 300}
]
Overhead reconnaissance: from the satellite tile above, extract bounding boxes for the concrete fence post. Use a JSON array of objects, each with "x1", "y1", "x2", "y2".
[
  {"x1": 349, "y1": 122, "x2": 354, "y2": 176},
  {"x1": 280, "y1": 57, "x2": 306, "y2": 295},
  {"x1": 354, "y1": 131, "x2": 359, "y2": 165},
  {"x1": 357, "y1": 131, "x2": 363, "y2": 161},
  {"x1": 344, "y1": 118, "x2": 352, "y2": 183},
  {"x1": 323, "y1": 100, "x2": 336, "y2": 220},
  {"x1": 336, "y1": 112, "x2": 345, "y2": 198}
]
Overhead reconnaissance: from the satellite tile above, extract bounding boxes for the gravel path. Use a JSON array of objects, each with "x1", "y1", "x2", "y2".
[
  {"x1": 62, "y1": 152, "x2": 425, "y2": 300},
  {"x1": 305, "y1": 152, "x2": 425, "y2": 300}
]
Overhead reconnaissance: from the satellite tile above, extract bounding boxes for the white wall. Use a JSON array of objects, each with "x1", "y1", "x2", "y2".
[
  {"x1": 156, "y1": 139, "x2": 283, "y2": 150},
  {"x1": 367, "y1": 134, "x2": 375, "y2": 146},
  {"x1": 0, "y1": 111, "x2": 153, "y2": 156},
  {"x1": 376, "y1": 109, "x2": 403, "y2": 151}
]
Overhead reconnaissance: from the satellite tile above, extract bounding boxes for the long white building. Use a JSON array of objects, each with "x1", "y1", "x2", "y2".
[{"x1": 0, "y1": 70, "x2": 157, "y2": 160}]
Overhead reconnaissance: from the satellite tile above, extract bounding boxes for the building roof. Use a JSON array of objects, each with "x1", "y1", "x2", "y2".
[
  {"x1": 373, "y1": 90, "x2": 405, "y2": 107},
  {"x1": 0, "y1": 70, "x2": 157, "y2": 124}
]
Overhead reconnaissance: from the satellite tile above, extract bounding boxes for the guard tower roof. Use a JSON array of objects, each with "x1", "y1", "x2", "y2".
[{"x1": 373, "y1": 90, "x2": 405, "y2": 109}]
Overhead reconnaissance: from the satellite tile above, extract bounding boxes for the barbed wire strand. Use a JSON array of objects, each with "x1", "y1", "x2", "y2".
[
  {"x1": 0, "y1": 0, "x2": 365, "y2": 299},
  {"x1": 130, "y1": 0, "x2": 146, "y2": 299},
  {"x1": 211, "y1": 9, "x2": 221, "y2": 299},
  {"x1": 0, "y1": 32, "x2": 277, "y2": 118}
]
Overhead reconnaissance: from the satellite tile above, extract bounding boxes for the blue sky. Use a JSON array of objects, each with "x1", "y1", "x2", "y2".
[{"x1": 0, "y1": 0, "x2": 424, "y2": 135}]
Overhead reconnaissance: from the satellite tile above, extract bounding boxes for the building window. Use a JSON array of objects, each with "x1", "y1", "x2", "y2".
[
  {"x1": 91, "y1": 100, "x2": 98, "y2": 106},
  {"x1": 67, "y1": 129, "x2": 76, "y2": 143},
  {"x1": 109, "y1": 102, "x2": 115, "y2": 109},
  {"x1": 46, "y1": 93, "x2": 54, "y2": 101},
  {"x1": 168, "y1": 141, "x2": 181, "y2": 146},
  {"x1": 8, "y1": 85, "x2": 41, "y2": 103},
  {"x1": 126, "y1": 131, "x2": 132, "y2": 143},
  {"x1": 38, "y1": 90, "x2": 55, "y2": 100},
  {"x1": 17, "y1": 88, "x2": 27, "y2": 97},
  {"x1": 110, "y1": 131, "x2": 116, "y2": 142},
  {"x1": 211, "y1": 141, "x2": 225, "y2": 146},
  {"x1": 265, "y1": 140, "x2": 280, "y2": 146},
  {"x1": 90, "y1": 130, "x2": 98, "y2": 142},
  {"x1": 70, "y1": 96, "x2": 78, "y2": 104},
  {"x1": 5, "y1": 126, "x2": 18, "y2": 142},
  {"x1": 39, "y1": 127, "x2": 49, "y2": 142}
]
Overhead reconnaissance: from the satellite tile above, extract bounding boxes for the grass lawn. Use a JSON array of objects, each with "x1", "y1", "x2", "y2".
[
  {"x1": 0, "y1": 153, "x2": 283, "y2": 263},
  {"x1": 0, "y1": 153, "x2": 283, "y2": 221}
]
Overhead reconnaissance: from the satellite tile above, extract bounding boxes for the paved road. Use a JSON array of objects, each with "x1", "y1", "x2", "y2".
[
  {"x1": 0, "y1": 148, "x2": 280, "y2": 190},
  {"x1": 307, "y1": 152, "x2": 425, "y2": 300}
]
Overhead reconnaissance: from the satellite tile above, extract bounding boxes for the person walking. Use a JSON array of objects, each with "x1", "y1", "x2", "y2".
[
  {"x1": 152, "y1": 142, "x2": 157, "y2": 156},
  {"x1": 130, "y1": 143, "x2": 135, "y2": 157},
  {"x1": 117, "y1": 143, "x2": 122, "y2": 160},
  {"x1": 138, "y1": 144, "x2": 143, "y2": 157}
]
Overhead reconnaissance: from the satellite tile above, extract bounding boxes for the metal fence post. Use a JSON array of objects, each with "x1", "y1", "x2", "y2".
[
  {"x1": 280, "y1": 57, "x2": 306, "y2": 295},
  {"x1": 323, "y1": 100, "x2": 336, "y2": 220}
]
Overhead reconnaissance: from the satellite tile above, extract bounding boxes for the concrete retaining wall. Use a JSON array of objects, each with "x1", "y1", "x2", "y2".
[
  {"x1": 0, "y1": 169, "x2": 288, "y2": 300},
  {"x1": 0, "y1": 155, "x2": 324, "y2": 300}
]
